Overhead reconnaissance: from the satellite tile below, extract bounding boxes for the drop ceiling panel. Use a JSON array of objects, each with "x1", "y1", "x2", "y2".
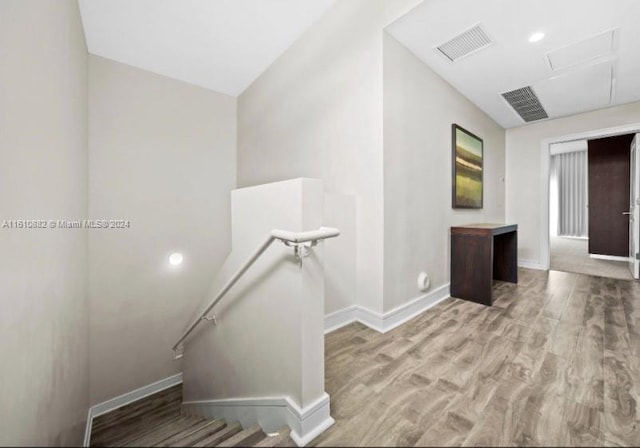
[
  {"x1": 546, "y1": 29, "x2": 616, "y2": 71},
  {"x1": 535, "y1": 61, "x2": 614, "y2": 118}
]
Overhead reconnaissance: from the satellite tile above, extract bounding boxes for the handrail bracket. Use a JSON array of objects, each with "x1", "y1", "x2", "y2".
[
  {"x1": 201, "y1": 314, "x2": 218, "y2": 325},
  {"x1": 173, "y1": 344, "x2": 184, "y2": 360},
  {"x1": 280, "y1": 239, "x2": 317, "y2": 268}
]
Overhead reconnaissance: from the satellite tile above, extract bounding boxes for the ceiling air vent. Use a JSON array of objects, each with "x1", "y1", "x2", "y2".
[
  {"x1": 501, "y1": 86, "x2": 549, "y2": 122},
  {"x1": 436, "y1": 24, "x2": 492, "y2": 62}
]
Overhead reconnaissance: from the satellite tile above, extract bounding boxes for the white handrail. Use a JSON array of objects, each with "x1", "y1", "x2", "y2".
[
  {"x1": 172, "y1": 227, "x2": 340, "y2": 357},
  {"x1": 271, "y1": 227, "x2": 340, "y2": 243}
]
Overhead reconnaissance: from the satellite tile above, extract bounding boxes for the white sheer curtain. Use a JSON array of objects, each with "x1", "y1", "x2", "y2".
[{"x1": 551, "y1": 151, "x2": 588, "y2": 237}]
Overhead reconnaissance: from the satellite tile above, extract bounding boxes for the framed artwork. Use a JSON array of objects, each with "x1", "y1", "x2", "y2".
[{"x1": 452, "y1": 124, "x2": 483, "y2": 209}]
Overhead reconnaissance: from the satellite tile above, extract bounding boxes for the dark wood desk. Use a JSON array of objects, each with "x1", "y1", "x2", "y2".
[{"x1": 450, "y1": 223, "x2": 518, "y2": 306}]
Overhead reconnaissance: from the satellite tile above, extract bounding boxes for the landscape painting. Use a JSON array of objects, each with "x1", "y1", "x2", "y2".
[{"x1": 452, "y1": 124, "x2": 483, "y2": 208}]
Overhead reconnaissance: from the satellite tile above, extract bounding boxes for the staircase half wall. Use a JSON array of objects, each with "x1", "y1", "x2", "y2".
[{"x1": 180, "y1": 178, "x2": 333, "y2": 446}]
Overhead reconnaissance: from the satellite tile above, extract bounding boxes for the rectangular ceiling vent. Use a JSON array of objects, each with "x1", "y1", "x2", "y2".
[
  {"x1": 501, "y1": 86, "x2": 549, "y2": 122},
  {"x1": 436, "y1": 24, "x2": 492, "y2": 62}
]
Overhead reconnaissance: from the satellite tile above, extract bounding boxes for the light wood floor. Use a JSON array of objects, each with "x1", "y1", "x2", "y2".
[{"x1": 312, "y1": 268, "x2": 640, "y2": 447}]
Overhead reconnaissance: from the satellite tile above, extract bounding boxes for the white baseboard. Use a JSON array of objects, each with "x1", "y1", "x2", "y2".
[
  {"x1": 83, "y1": 408, "x2": 92, "y2": 448},
  {"x1": 182, "y1": 393, "x2": 334, "y2": 447},
  {"x1": 83, "y1": 373, "x2": 183, "y2": 446},
  {"x1": 518, "y1": 259, "x2": 545, "y2": 270},
  {"x1": 324, "y1": 305, "x2": 359, "y2": 333},
  {"x1": 590, "y1": 253, "x2": 629, "y2": 262},
  {"x1": 325, "y1": 283, "x2": 450, "y2": 334}
]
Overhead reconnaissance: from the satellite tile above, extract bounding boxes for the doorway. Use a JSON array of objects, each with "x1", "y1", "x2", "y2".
[{"x1": 541, "y1": 124, "x2": 640, "y2": 280}]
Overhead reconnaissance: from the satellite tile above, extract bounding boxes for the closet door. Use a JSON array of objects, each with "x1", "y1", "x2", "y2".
[
  {"x1": 588, "y1": 134, "x2": 634, "y2": 257},
  {"x1": 629, "y1": 134, "x2": 639, "y2": 278}
]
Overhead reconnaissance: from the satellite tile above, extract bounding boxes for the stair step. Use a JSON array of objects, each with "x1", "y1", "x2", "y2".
[
  {"x1": 92, "y1": 386, "x2": 182, "y2": 433},
  {"x1": 92, "y1": 394, "x2": 182, "y2": 439},
  {"x1": 193, "y1": 422, "x2": 242, "y2": 447},
  {"x1": 92, "y1": 407, "x2": 183, "y2": 446},
  {"x1": 217, "y1": 424, "x2": 265, "y2": 447},
  {"x1": 155, "y1": 419, "x2": 226, "y2": 447},
  {"x1": 88, "y1": 386, "x2": 297, "y2": 447},
  {"x1": 117, "y1": 415, "x2": 197, "y2": 446},
  {"x1": 92, "y1": 387, "x2": 180, "y2": 427},
  {"x1": 254, "y1": 428, "x2": 296, "y2": 447},
  {"x1": 123, "y1": 416, "x2": 206, "y2": 446},
  {"x1": 168, "y1": 419, "x2": 227, "y2": 447}
]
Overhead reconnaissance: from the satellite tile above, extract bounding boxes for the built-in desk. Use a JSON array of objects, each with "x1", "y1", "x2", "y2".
[{"x1": 450, "y1": 223, "x2": 518, "y2": 306}]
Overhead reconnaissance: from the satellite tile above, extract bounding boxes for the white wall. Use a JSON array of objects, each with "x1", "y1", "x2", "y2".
[
  {"x1": 383, "y1": 34, "x2": 506, "y2": 311},
  {"x1": 88, "y1": 56, "x2": 237, "y2": 405},
  {"x1": 506, "y1": 101, "x2": 640, "y2": 266},
  {"x1": 182, "y1": 179, "x2": 325, "y2": 408},
  {"x1": 0, "y1": 1, "x2": 89, "y2": 444},
  {"x1": 238, "y1": 0, "x2": 421, "y2": 315},
  {"x1": 324, "y1": 194, "x2": 356, "y2": 314}
]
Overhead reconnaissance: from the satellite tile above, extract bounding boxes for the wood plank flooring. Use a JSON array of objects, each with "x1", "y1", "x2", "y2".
[{"x1": 312, "y1": 268, "x2": 640, "y2": 447}]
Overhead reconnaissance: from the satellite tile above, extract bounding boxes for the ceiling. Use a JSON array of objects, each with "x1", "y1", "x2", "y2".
[
  {"x1": 78, "y1": 0, "x2": 336, "y2": 97},
  {"x1": 387, "y1": 0, "x2": 640, "y2": 128}
]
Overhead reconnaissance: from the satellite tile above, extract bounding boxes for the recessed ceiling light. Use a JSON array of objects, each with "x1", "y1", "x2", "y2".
[
  {"x1": 169, "y1": 252, "x2": 184, "y2": 266},
  {"x1": 529, "y1": 32, "x2": 545, "y2": 43}
]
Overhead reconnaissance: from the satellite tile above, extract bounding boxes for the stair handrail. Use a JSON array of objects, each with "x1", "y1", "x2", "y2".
[{"x1": 172, "y1": 226, "x2": 340, "y2": 358}]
